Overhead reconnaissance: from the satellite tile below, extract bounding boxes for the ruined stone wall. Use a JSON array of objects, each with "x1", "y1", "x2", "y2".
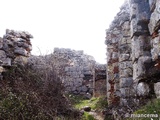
[
  {"x1": 105, "y1": 0, "x2": 160, "y2": 108},
  {"x1": 94, "y1": 64, "x2": 106, "y2": 97},
  {"x1": 53, "y1": 48, "x2": 95, "y2": 97},
  {"x1": 0, "y1": 29, "x2": 32, "y2": 79},
  {"x1": 148, "y1": 0, "x2": 160, "y2": 99},
  {"x1": 28, "y1": 48, "x2": 106, "y2": 98},
  {"x1": 105, "y1": 2, "x2": 131, "y2": 105}
]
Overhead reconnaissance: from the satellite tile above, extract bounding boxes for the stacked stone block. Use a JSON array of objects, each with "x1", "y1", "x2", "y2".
[
  {"x1": 94, "y1": 64, "x2": 106, "y2": 97},
  {"x1": 105, "y1": 2, "x2": 131, "y2": 106},
  {"x1": 0, "y1": 29, "x2": 33, "y2": 80},
  {"x1": 105, "y1": 0, "x2": 160, "y2": 111},
  {"x1": 53, "y1": 48, "x2": 96, "y2": 96},
  {"x1": 130, "y1": 0, "x2": 153, "y2": 97},
  {"x1": 119, "y1": 4, "x2": 133, "y2": 106},
  {"x1": 28, "y1": 48, "x2": 106, "y2": 97},
  {"x1": 105, "y1": 24, "x2": 121, "y2": 105},
  {"x1": 148, "y1": 0, "x2": 160, "y2": 98}
]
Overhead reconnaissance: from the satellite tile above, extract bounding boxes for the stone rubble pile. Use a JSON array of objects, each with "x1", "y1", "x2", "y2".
[{"x1": 0, "y1": 29, "x2": 33, "y2": 80}]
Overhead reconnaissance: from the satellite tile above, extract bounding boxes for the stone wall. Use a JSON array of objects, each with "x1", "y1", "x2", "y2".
[
  {"x1": 148, "y1": 0, "x2": 160, "y2": 100},
  {"x1": 94, "y1": 64, "x2": 106, "y2": 97},
  {"x1": 53, "y1": 48, "x2": 95, "y2": 97},
  {"x1": 105, "y1": 0, "x2": 160, "y2": 111},
  {"x1": 105, "y1": 0, "x2": 160, "y2": 118},
  {"x1": 0, "y1": 29, "x2": 33, "y2": 80},
  {"x1": 28, "y1": 48, "x2": 106, "y2": 98},
  {"x1": 105, "y1": 2, "x2": 131, "y2": 106}
]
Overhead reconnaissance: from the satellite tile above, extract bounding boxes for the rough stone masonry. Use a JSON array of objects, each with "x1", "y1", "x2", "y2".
[
  {"x1": 105, "y1": 0, "x2": 160, "y2": 108},
  {"x1": 28, "y1": 48, "x2": 107, "y2": 98},
  {"x1": 0, "y1": 29, "x2": 106, "y2": 98},
  {"x1": 0, "y1": 29, "x2": 33, "y2": 80},
  {"x1": 52, "y1": 48, "x2": 107, "y2": 97}
]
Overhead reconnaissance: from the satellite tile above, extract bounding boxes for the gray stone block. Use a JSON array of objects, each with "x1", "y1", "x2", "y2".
[
  {"x1": 0, "y1": 50, "x2": 6, "y2": 58},
  {"x1": 154, "y1": 82, "x2": 160, "y2": 98},
  {"x1": 2, "y1": 58, "x2": 11, "y2": 66},
  {"x1": 130, "y1": 3, "x2": 138, "y2": 19},
  {"x1": 81, "y1": 86, "x2": 88, "y2": 92},
  {"x1": 119, "y1": 61, "x2": 132, "y2": 70},
  {"x1": 119, "y1": 44, "x2": 131, "y2": 54},
  {"x1": 120, "y1": 87, "x2": 135, "y2": 97},
  {"x1": 137, "y1": 82, "x2": 150, "y2": 96},
  {"x1": 120, "y1": 77, "x2": 133, "y2": 88},
  {"x1": 120, "y1": 68, "x2": 133, "y2": 78},
  {"x1": 119, "y1": 54, "x2": 130, "y2": 62},
  {"x1": 149, "y1": 0, "x2": 156, "y2": 12},
  {"x1": 14, "y1": 47, "x2": 28, "y2": 56}
]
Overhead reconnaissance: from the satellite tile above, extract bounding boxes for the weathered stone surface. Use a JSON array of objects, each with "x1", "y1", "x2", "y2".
[
  {"x1": 133, "y1": 56, "x2": 152, "y2": 81},
  {"x1": 0, "y1": 66, "x2": 4, "y2": 73},
  {"x1": 119, "y1": 54, "x2": 130, "y2": 62},
  {"x1": 151, "y1": 36, "x2": 160, "y2": 61},
  {"x1": 84, "y1": 92, "x2": 92, "y2": 99},
  {"x1": 105, "y1": 1, "x2": 131, "y2": 106},
  {"x1": 119, "y1": 38, "x2": 127, "y2": 45},
  {"x1": 120, "y1": 77, "x2": 133, "y2": 88},
  {"x1": 119, "y1": 68, "x2": 132, "y2": 78},
  {"x1": 0, "y1": 37, "x2": 3, "y2": 49},
  {"x1": 112, "y1": 52, "x2": 118, "y2": 59},
  {"x1": 130, "y1": 3, "x2": 138, "y2": 19},
  {"x1": 2, "y1": 58, "x2": 11, "y2": 66},
  {"x1": 154, "y1": 82, "x2": 160, "y2": 98},
  {"x1": 137, "y1": 82, "x2": 150, "y2": 96},
  {"x1": 149, "y1": 0, "x2": 156, "y2": 12},
  {"x1": 28, "y1": 48, "x2": 106, "y2": 97},
  {"x1": 119, "y1": 61, "x2": 132, "y2": 70},
  {"x1": 0, "y1": 29, "x2": 32, "y2": 82},
  {"x1": 119, "y1": 44, "x2": 131, "y2": 54},
  {"x1": 81, "y1": 86, "x2": 88, "y2": 92},
  {"x1": 14, "y1": 47, "x2": 28, "y2": 56},
  {"x1": 0, "y1": 50, "x2": 6, "y2": 58},
  {"x1": 130, "y1": 0, "x2": 151, "y2": 37},
  {"x1": 105, "y1": 0, "x2": 160, "y2": 119},
  {"x1": 148, "y1": 1, "x2": 160, "y2": 34},
  {"x1": 120, "y1": 87, "x2": 135, "y2": 98}
]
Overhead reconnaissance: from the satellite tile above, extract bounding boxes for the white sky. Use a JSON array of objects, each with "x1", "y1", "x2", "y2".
[{"x1": 0, "y1": 0, "x2": 125, "y2": 63}]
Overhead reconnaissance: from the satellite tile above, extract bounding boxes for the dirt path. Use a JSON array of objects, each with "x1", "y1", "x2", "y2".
[{"x1": 88, "y1": 111, "x2": 104, "y2": 120}]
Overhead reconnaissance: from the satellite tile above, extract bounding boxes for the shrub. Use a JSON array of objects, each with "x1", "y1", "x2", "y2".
[{"x1": 1, "y1": 63, "x2": 80, "y2": 120}]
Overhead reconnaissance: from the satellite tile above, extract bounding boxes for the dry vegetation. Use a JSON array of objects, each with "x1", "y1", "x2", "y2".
[{"x1": 0, "y1": 63, "x2": 80, "y2": 120}]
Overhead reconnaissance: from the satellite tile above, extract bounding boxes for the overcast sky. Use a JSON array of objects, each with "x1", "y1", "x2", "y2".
[{"x1": 0, "y1": 0, "x2": 125, "y2": 63}]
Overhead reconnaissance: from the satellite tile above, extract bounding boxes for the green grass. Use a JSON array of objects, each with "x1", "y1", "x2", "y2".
[
  {"x1": 68, "y1": 95, "x2": 108, "y2": 110},
  {"x1": 68, "y1": 95, "x2": 108, "y2": 120},
  {"x1": 74, "y1": 97, "x2": 99, "y2": 110},
  {"x1": 82, "y1": 112, "x2": 95, "y2": 120},
  {"x1": 127, "y1": 98, "x2": 160, "y2": 120},
  {"x1": 135, "y1": 99, "x2": 160, "y2": 114}
]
